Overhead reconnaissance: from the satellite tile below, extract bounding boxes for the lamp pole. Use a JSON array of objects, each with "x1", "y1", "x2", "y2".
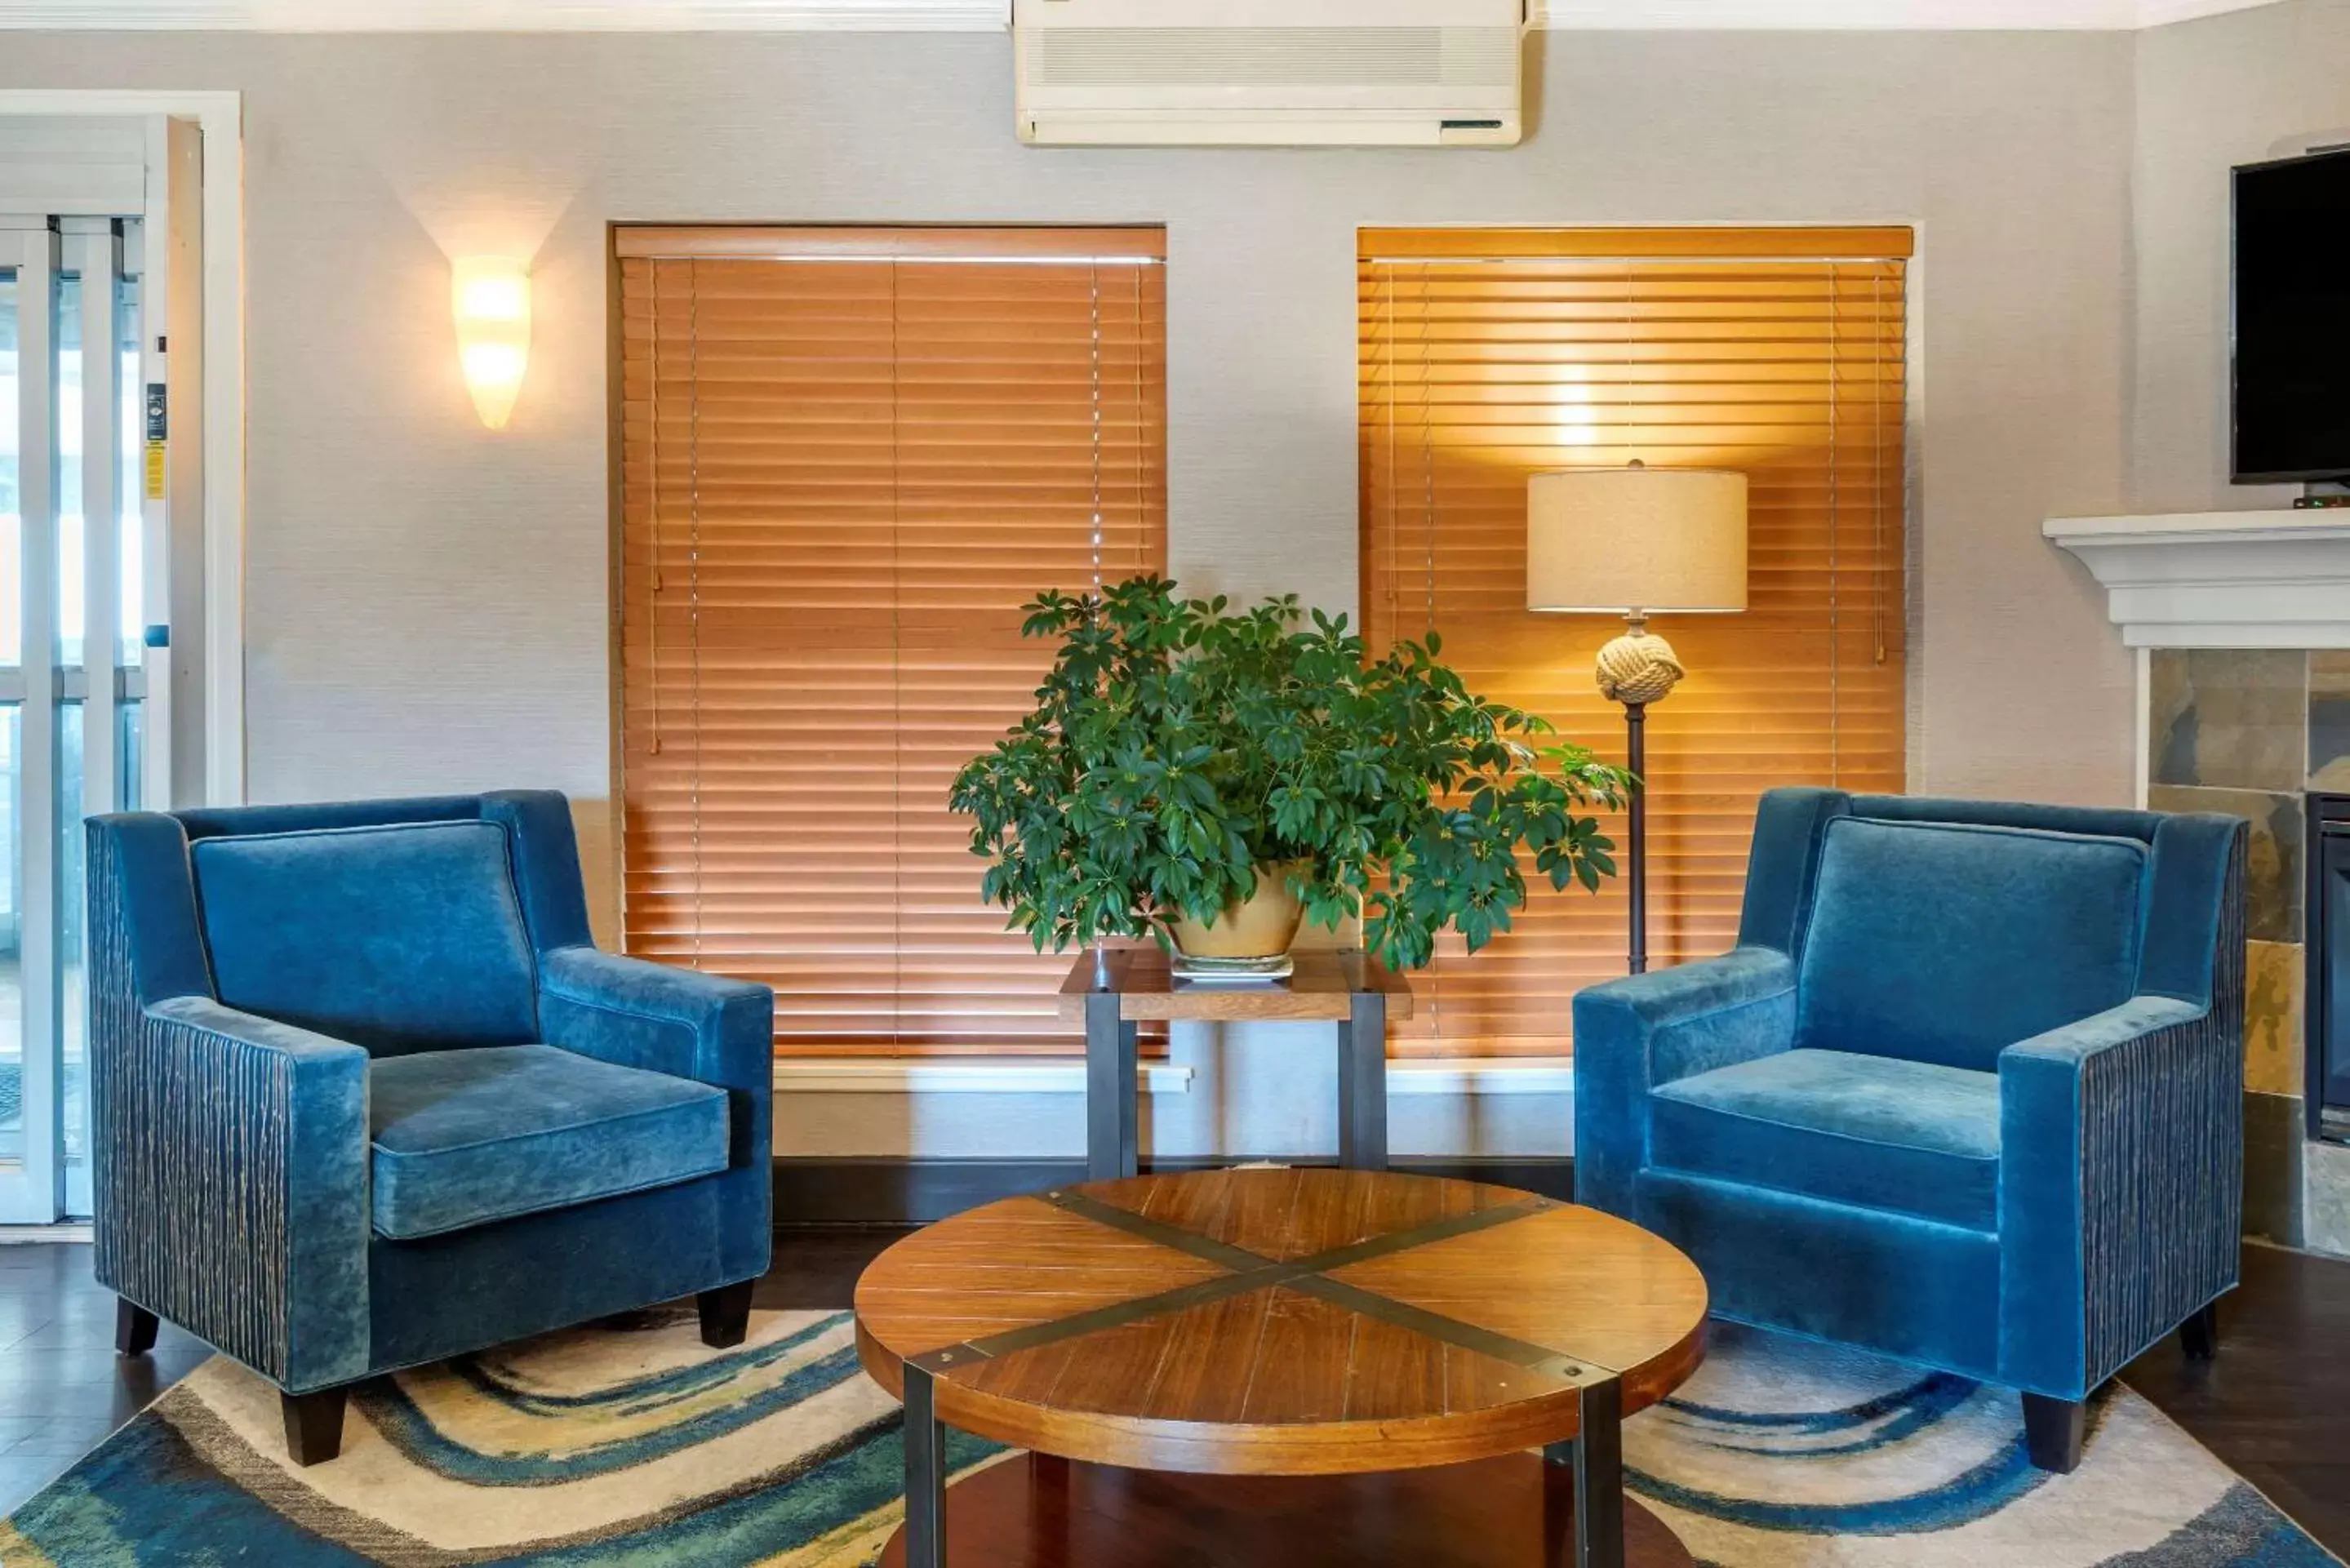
[
  {"x1": 1624, "y1": 700, "x2": 1647, "y2": 975},
  {"x1": 1593, "y1": 613, "x2": 1677, "y2": 978}
]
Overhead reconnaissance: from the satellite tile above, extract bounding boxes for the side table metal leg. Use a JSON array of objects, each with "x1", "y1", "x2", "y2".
[
  {"x1": 1337, "y1": 991, "x2": 1388, "y2": 1170},
  {"x1": 1086, "y1": 994, "x2": 1138, "y2": 1179},
  {"x1": 1575, "y1": 1376, "x2": 1624, "y2": 1568},
  {"x1": 903, "y1": 1363, "x2": 947, "y2": 1568}
]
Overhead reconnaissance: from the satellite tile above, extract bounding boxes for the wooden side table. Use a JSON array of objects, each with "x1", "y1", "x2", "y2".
[{"x1": 1055, "y1": 945, "x2": 1415, "y2": 1179}]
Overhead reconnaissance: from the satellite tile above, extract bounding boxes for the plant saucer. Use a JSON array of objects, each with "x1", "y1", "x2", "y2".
[{"x1": 1170, "y1": 952, "x2": 1295, "y2": 983}]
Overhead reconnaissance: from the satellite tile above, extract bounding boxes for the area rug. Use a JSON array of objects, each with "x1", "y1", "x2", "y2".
[{"x1": 0, "y1": 1308, "x2": 2333, "y2": 1566}]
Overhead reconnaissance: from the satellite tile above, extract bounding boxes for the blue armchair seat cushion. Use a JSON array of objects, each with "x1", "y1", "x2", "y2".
[
  {"x1": 367, "y1": 1045, "x2": 730, "y2": 1241},
  {"x1": 1649, "y1": 1047, "x2": 2002, "y2": 1231}
]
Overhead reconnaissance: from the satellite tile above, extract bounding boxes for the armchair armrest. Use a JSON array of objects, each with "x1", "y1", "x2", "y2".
[
  {"x1": 94, "y1": 997, "x2": 371, "y2": 1393},
  {"x1": 1997, "y1": 995, "x2": 2237, "y2": 1397},
  {"x1": 1571, "y1": 948, "x2": 1797, "y2": 1214},
  {"x1": 536, "y1": 948, "x2": 775, "y2": 1280},
  {"x1": 537, "y1": 946, "x2": 774, "y2": 1095}
]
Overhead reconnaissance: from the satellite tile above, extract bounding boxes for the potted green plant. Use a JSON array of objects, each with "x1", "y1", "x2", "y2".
[{"x1": 949, "y1": 576, "x2": 1632, "y2": 975}]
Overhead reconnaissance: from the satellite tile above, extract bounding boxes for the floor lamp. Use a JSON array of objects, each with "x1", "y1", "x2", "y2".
[{"x1": 1527, "y1": 463, "x2": 1748, "y2": 975}]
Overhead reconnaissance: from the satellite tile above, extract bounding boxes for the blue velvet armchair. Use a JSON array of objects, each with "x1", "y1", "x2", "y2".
[
  {"x1": 87, "y1": 792, "x2": 774, "y2": 1464},
  {"x1": 1573, "y1": 789, "x2": 2245, "y2": 1473}
]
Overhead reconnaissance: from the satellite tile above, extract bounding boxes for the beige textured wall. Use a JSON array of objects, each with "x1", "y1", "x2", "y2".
[
  {"x1": 0, "y1": 30, "x2": 2152, "y2": 1153},
  {"x1": 2131, "y1": 0, "x2": 2350, "y2": 514},
  {"x1": 0, "y1": 27, "x2": 2144, "y2": 880}
]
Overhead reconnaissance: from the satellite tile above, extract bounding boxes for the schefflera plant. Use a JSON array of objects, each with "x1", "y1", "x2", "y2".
[{"x1": 948, "y1": 575, "x2": 1632, "y2": 972}]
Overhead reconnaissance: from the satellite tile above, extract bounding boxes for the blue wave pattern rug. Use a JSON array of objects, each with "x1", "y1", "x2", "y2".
[{"x1": 0, "y1": 1310, "x2": 2332, "y2": 1566}]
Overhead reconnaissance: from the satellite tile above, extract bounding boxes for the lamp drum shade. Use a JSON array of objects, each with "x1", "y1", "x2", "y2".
[{"x1": 1526, "y1": 467, "x2": 1748, "y2": 614}]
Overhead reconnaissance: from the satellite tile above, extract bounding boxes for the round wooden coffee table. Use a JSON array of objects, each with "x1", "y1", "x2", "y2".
[{"x1": 854, "y1": 1166, "x2": 1708, "y2": 1567}]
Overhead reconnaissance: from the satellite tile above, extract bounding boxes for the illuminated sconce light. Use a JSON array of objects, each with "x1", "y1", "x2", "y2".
[{"x1": 452, "y1": 255, "x2": 531, "y2": 430}]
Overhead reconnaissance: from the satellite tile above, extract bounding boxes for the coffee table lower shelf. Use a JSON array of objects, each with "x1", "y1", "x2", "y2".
[{"x1": 874, "y1": 1451, "x2": 1696, "y2": 1568}]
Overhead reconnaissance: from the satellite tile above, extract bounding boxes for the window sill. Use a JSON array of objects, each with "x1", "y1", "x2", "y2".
[
  {"x1": 771, "y1": 1057, "x2": 1575, "y2": 1096},
  {"x1": 1388, "y1": 1058, "x2": 1574, "y2": 1095},
  {"x1": 774, "y1": 1059, "x2": 1195, "y2": 1095}
]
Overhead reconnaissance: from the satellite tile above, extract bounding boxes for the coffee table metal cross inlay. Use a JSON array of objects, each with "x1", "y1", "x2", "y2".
[
  {"x1": 854, "y1": 1166, "x2": 1710, "y2": 1568},
  {"x1": 1059, "y1": 946, "x2": 1414, "y2": 1179}
]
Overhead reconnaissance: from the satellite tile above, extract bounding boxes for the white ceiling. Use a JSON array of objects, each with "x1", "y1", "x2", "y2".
[{"x1": 0, "y1": 0, "x2": 2289, "y2": 29}]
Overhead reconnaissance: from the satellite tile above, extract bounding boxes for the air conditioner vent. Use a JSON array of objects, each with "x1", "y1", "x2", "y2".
[{"x1": 1040, "y1": 28, "x2": 1454, "y2": 87}]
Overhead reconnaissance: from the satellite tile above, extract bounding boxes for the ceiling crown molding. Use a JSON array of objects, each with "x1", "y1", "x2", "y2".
[
  {"x1": 1528, "y1": 0, "x2": 2279, "y2": 26},
  {"x1": 0, "y1": 0, "x2": 1010, "y2": 29},
  {"x1": 0, "y1": 0, "x2": 2286, "y2": 29}
]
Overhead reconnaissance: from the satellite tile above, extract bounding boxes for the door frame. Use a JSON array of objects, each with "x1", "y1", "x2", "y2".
[
  {"x1": 0, "y1": 89, "x2": 245, "y2": 807},
  {"x1": 0, "y1": 91, "x2": 242, "y2": 1223}
]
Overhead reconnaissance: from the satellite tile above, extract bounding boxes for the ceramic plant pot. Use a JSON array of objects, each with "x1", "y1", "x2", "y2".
[{"x1": 1166, "y1": 861, "x2": 1310, "y2": 962}]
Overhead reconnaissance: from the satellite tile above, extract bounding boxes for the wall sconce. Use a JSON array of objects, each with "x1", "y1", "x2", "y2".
[{"x1": 452, "y1": 255, "x2": 531, "y2": 430}]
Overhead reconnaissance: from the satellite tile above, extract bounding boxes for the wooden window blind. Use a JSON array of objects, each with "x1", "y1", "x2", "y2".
[
  {"x1": 1358, "y1": 226, "x2": 1911, "y2": 1058},
  {"x1": 615, "y1": 225, "x2": 1168, "y2": 1055}
]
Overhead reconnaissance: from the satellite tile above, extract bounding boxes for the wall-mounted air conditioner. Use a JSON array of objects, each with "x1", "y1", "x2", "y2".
[{"x1": 1013, "y1": 0, "x2": 1528, "y2": 149}]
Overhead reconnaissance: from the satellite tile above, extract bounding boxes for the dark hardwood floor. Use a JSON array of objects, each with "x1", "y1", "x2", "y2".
[
  {"x1": 2118, "y1": 1241, "x2": 2350, "y2": 1552},
  {"x1": 752, "y1": 1223, "x2": 917, "y2": 1312},
  {"x1": 0, "y1": 1242, "x2": 210, "y2": 1516},
  {"x1": 0, "y1": 1228, "x2": 2343, "y2": 1557}
]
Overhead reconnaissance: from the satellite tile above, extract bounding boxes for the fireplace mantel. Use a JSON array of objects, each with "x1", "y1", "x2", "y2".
[{"x1": 2044, "y1": 509, "x2": 2350, "y2": 650}]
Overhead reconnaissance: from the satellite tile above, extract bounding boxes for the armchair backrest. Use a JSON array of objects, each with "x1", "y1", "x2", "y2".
[
  {"x1": 90, "y1": 790, "x2": 596, "y2": 1057},
  {"x1": 193, "y1": 820, "x2": 540, "y2": 1055},
  {"x1": 1739, "y1": 788, "x2": 2243, "y2": 1073}
]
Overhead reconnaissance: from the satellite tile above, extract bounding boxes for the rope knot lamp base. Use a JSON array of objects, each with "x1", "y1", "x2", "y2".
[{"x1": 1594, "y1": 629, "x2": 1685, "y2": 706}]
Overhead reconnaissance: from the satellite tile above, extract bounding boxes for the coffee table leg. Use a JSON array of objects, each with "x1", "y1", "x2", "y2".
[
  {"x1": 1028, "y1": 1452, "x2": 1070, "y2": 1547},
  {"x1": 1575, "y1": 1375, "x2": 1625, "y2": 1568},
  {"x1": 1540, "y1": 1438, "x2": 1574, "y2": 1565},
  {"x1": 1086, "y1": 994, "x2": 1138, "y2": 1179},
  {"x1": 1337, "y1": 990, "x2": 1388, "y2": 1170},
  {"x1": 903, "y1": 1364, "x2": 947, "y2": 1568}
]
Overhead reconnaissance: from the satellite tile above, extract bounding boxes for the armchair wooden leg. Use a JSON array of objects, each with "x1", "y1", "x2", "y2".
[
  {"x1": 114, "y1": 1299, "x2": 159, "y2": 1358},
  {"x1": 282, "y1": 1388, "x2": 349, "y2": 1467},
  {"x1": 2022, "y1": 1392, "x2": 2087, "y2": 1474},
  {"x1": 697, "y1": 1280, "x2": 755, "y2": 1349},
  {"x1": 2180, "y1": 1301, "x2": 2220, "y2": 1363}
]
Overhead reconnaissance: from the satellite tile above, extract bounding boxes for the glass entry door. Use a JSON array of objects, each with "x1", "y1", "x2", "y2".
[{"x1": 1, "y1": 214, "x2": 149, "y2": 1224}]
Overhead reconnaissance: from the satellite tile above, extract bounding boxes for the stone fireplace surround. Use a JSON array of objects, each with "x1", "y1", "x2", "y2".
[{"x1": 2047, "y1": 509, "x2": 2350, "y2": 1256}]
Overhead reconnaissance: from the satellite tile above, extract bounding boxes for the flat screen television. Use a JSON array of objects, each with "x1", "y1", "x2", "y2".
[{"x1": 2234, "y1": 145, "x2": 2350, "y2": 483}]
